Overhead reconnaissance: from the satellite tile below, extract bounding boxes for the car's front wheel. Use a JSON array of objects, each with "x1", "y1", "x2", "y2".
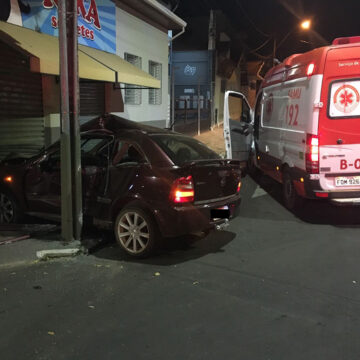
[
  {"x1": 114, "y1": 207, "x2": 158, "y2": 257},
  {"x1": 0, "y1": 191, "x2": 20, "y2": 224}
]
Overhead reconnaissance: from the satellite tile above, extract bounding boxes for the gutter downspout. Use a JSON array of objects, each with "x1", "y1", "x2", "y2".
[
  {"x1": 170, "y1": 27, "x2": 185, "y2": 41},
  {"x1": 168, "y1": 27, "x2": 185, "y2": 130}
]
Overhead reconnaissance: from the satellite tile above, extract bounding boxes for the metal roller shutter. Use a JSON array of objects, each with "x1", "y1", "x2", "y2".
[
  {"x1": 80, "y1": 80, "x2": 105, "y2": 116},
  {"x1": 0, "y1": 41, "x2": 44, "y2": 159},
  {"x1": 0, "y1": 118, "x2": 44, "y2": 159}
]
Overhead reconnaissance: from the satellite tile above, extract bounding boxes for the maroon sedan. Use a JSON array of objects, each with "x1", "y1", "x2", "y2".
[{"x1": 0, "y1": 115, "x2": 242, "y2": 257}]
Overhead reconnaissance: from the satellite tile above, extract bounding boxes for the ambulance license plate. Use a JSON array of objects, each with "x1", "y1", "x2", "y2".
[{"x1": 335, "y1": 176, "x2": 360, "y2": 186}]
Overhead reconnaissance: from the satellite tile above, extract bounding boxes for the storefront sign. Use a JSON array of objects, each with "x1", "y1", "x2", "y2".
[
  {"x1": 2, "y1": 0, "x2": 116, "y2": 53},
  {"x1": 184, "y1": 64, "x2": 197, "y2": 76}
]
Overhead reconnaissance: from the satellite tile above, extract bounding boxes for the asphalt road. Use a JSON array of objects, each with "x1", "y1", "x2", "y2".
[{"x1": 1, "y1": 175, "x2": 360, "y2": 360}]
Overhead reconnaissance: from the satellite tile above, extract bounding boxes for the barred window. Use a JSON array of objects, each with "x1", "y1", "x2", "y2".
[
  {"x1": 124, "y1": 53, "x2": 142, "y2": 105},
  {"x1": 148, "y1": 61, "x2": 162, "y2": 105}
]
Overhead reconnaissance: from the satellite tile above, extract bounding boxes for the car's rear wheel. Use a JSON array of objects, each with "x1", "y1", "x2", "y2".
[
  {"x1": 282, "y1": 170, "x2": 303, "y2": 210},
  {"x1": 114, "y1": 207, "x2": 158, "y2": 257},
  {"x1": 0, "y1": 191, "x2": 20, "y2": 224}
]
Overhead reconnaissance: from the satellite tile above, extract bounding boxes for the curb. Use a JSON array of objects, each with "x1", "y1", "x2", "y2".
[{"x1": 36, "y1": 247, "x2": 83, "y2": 261}]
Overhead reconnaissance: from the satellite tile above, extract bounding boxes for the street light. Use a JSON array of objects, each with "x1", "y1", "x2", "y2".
[
  {"x1": 273, "y1": 18, "x2": 312, "y2": 65},
  {"x1": 300, "y1": 19, "x2": 311, "y2": 30}
]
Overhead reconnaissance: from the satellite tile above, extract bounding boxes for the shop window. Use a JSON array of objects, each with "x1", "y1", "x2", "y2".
[
  {"x1": 124, "y1": 53, "x2": 142, "y2": 105},
  {"x1": 149, "y1": 61, "x2": 162, "y2": 105}
]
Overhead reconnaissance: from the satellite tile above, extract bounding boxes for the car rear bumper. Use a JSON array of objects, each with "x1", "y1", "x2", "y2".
[{"x1": 154, "y1": 194, "x2": 241, "y2": 238}]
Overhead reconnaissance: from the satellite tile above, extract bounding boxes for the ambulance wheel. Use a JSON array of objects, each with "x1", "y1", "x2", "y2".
[{"x1": 282, "y1": 171, "x2": 303, "y2": 210}]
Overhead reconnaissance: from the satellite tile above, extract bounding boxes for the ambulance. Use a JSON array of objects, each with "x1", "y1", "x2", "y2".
[{"x1": 224, "y1": 36, "x2": 360, "y2": 209}]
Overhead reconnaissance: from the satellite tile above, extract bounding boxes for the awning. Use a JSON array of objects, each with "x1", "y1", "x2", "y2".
[
  {"x1": 79, "y1": 45, "x2": 160, "y2": 88},
  {"x1": 0, "y1": 21, "x2": 160, "y2": 88}
]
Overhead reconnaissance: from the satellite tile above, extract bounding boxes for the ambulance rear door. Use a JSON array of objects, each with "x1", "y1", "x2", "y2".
[
  {"x1": 319, "y1": 45, "x2": 360, "y2": 192},
  {"x1": 223, "y1": 91, "x2": 253, "y2": 161}
]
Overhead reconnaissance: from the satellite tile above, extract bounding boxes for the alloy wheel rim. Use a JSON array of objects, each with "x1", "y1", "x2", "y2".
[
  {"x1": 0, "y1": 193, "x2": 14, "y2": 224},
  {"x1": 117, "y1": 211, "x2": 150, "y2": 254}
]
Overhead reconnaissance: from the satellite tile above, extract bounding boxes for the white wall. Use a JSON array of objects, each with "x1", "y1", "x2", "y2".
[{"x1": 115, "y1": 8, "x2": 169, "y2": 127}]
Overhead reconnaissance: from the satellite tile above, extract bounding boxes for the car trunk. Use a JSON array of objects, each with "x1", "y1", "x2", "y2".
[{"x1": 172, "y1": 160, "x2": 242, "y2": 203}]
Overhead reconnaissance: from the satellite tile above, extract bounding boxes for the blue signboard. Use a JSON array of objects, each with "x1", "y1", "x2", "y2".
[{"x1": 19, "y1": 0, "x2": 116, "y2": 53}]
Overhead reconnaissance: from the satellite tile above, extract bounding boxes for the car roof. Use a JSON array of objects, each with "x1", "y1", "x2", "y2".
[{"x1": 80, "y1": 114, "x2": 171, "y2": 136}]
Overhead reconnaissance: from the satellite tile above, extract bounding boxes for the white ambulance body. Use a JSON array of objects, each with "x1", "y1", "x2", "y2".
[{"x1": 224, "y1": 36, "x2": 360, "y2": 209}]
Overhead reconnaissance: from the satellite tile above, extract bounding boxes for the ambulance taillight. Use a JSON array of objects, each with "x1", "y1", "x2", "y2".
[
  {"x1": 306, "y1": 63, "x2": 315, "y2": 76},
  {"x1": 306, "y1": 134, "x2": 319, "y2": 174}
]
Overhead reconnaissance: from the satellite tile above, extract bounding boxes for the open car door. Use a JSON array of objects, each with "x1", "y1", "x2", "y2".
[{"x1": 223, "y1": 91, "x2": 253, "y2": 161}]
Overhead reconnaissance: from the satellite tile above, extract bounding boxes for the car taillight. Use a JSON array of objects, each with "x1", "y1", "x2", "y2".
[
  {"x1": 306, "y1": 134, "x2": 319, "y2": 174},
  {"x1": 4, "y1": 176, "x2": 13, "y2": 183},
  {"x1": 170, "y1": 176, "x2": 194, "y2": 203},
  {"x1": 237, "y1": 181, "x2": 241, "y2": 193}
]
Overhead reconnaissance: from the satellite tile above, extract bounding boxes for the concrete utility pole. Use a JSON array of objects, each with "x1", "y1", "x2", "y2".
[
  {"x1": 197, "y1": 83, "x2": 201, "y2": 136},
  {"x1": 272, "y1": 37, "x2": 277, "y2": 67},
  {"x1": 58, "y1": 0, "x2": 83, "y2": 242},
  {"x1": 208, "y1": 9, "x2": 216, "y2": 129},
  {"x1": 171, "y1": 61, "x2": 175, "y2": 131}
]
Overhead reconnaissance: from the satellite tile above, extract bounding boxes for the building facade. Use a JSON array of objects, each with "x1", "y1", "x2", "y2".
[
  {"x1": 115, "y1": 5, "x2": 170, "y2": 128},
  {"x1": 0, "y1": 0, "x2": 186, "y2": 159},
  {"x1": 172, "y1": 10, "x2": 262, "y2": 132}
]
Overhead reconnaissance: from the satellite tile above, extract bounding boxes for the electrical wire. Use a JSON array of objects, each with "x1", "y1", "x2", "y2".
[
  {"x1": 249, "y1": 37, "x2": 272, "y2": 52},
  {"x1": 250, "y1": 50, "x2": 273, "y2": 60},
  {"x1": 171, "y1": 0, "x2": 180, "y2": 13},
  {"x1": 235, "y1": 0, "x2": 271, "y2": 38}
]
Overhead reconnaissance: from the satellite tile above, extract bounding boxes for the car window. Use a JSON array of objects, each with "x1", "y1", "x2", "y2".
[
  {"x1": 228, "y1": 94, "x2": 251, "y2": 124},
  {"x1": 150, "y1": 134, "x2": 220, "y2": 165},
  {"x1": 113, "y1": 141, "x2": 146, "y2": 165},
  {"x1": 81, "y1": 137, "x2": 114, "y2": 166},
  {"x1": 44, "y1": 136, "x2": 112, "y2": 155},
  {"x1": 81, "y1": 137, "x2": 113, "y2": 155},
  {"x1": 44, "y1": 136, "x2": 113, "y2": 167}
]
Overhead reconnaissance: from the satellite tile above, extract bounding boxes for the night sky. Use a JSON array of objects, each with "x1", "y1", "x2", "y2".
[{"x1": 173, "y1": 0, "x2": 360, "y2": 61}]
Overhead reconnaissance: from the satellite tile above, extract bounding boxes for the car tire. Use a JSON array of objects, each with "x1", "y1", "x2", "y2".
[
  {"x1": 0, "y1": 191, "x2": 21, "y2": 224},
  {"x1": 282, "y1": 170, "x2": 303, "y2": 210},
  {"x1": 114, "y1": 207, "x2": 159, "y2": 258}
]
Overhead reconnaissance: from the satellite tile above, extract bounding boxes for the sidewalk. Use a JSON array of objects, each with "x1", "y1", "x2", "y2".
[
  {"x1": 0, "y1": 225, "x2": 82, "y2": 268},
  {"x1": 193, "y1": 124, "x2": 226, "y2": 156}
]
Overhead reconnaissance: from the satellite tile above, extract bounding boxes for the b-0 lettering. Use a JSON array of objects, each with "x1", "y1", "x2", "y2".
[{"x1": 340, "y1": 159, "x2": 360, "y2": 169}]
